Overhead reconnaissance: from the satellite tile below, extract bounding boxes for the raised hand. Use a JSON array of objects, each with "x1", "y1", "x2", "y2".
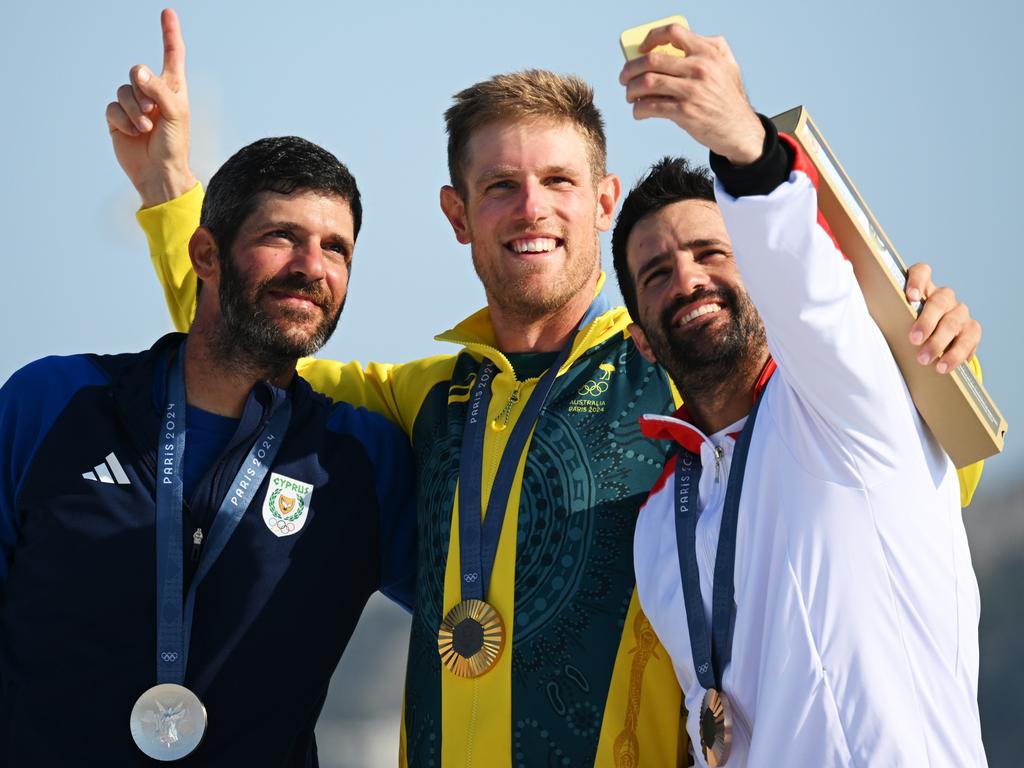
[
  {"x1": 619, "y1": 23, "x2": 764, "y2": 165},
  {"x1": 105, "y1": 8, "x2": 196, "y2": 207}
]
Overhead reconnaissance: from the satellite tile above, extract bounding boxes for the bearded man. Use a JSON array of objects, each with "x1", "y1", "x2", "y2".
[
  {"x1": 615, "y1": 23, "x2": 987, "y2": 766},
  {"x1": 0, "y1": 135, "x2": 416, "y2": 766}
]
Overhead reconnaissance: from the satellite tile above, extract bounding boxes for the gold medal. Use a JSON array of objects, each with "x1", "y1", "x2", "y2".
[
  {"x1": 437, "y1": 599, "x2": 505, "y2": 678},
  {"x1": 699, "y1": 688, "x2": 733, "y2": 767}
]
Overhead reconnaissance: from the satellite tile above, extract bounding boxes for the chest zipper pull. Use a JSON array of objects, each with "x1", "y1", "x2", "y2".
[
  {"x1": 491, "y1": 385, "x2": 522, "y2": 432},
  {"x1": 191, "y1": 528, "x2": 204, "y2": 563},
  {"x1": 713, "y1": 446, "x2": 724, "y2": 483}
]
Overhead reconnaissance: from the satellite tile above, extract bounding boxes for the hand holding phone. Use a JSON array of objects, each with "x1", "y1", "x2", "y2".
[{"x1": 619, "y1": 14, "x2": 689, "y2": 61}]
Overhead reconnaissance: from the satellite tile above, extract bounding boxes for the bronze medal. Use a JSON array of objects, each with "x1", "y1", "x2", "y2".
[
  {"x1": 437, "y1": 599, "x2": 505, "y2": 678},
  {"x1": 699, "y1": 688, "x2": 733, "y2": 767}
]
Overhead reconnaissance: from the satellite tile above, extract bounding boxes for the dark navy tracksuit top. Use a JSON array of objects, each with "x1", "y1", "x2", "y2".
[{"x1": 0, "y1": 334, "x2": 417, "y2": 766}]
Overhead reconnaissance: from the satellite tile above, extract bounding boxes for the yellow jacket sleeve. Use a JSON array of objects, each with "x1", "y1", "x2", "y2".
[{"x1": 136, "y1": 183, "x2": 204, "y2": 332}]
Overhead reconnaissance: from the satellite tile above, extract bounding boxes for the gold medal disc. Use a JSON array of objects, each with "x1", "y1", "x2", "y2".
[
  {"x1": 437, "y1": 599, "x2": 505, "y2": 678},
  {"x1": 699, "y1": 688, "x2": 733, "y2": 767}
]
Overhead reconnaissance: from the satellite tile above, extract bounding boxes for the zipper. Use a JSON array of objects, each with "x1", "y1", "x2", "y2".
[
  {"x1": 713, "y1": 445, "x2": 724, "y2": 483},
  {"x1": 191, "y1": 528, "x2": 204, "y2": 563},
  {"x1": 490, "y1": 384, "x2": 522, "y2": 432}
]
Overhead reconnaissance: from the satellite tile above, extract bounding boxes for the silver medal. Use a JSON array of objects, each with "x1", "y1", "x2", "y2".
[{"x1": 130, "y1": 683, "x2": 207, "y2": 761}]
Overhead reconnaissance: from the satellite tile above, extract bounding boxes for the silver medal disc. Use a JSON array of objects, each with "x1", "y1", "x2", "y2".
[{"x1": 130, "y1": 683, "x2": 207, "y2": 761}]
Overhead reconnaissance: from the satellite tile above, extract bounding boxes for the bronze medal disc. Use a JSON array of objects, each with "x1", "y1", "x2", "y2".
[
  {"x1": 699, "y1": 688, "x2": 733, "y2": 767},
  {"x1": 437, "y1": 599, "x2": 505, "y2": 678}
]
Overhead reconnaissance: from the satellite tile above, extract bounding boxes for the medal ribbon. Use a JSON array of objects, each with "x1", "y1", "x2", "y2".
[
  {"x1": 155, "y1": 344, "x2": 291, "y2": 684},
  {"x1": 674, "y1": 392, "x2": 764, "y2": 692},
  {"x1": 457, "y1": 292, "x2": 608, "y2": 601}
]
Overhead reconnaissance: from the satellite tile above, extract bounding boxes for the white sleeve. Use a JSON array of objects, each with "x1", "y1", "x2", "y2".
[{"x1": 715, "y1": 171, "x2": 921, "y2": 478}]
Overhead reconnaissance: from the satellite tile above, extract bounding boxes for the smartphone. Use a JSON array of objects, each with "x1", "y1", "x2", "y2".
[{"x1": 620, "y1": 14, "x2": 689, "y2": 61}]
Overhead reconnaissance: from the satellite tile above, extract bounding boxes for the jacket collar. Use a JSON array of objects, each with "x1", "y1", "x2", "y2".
[
  {"x1": 110, "y1": 332, "x2": 298, "y2": 454},
  {"x1": 639, "y1": 358, "x2": 778, "y2": 453},
  {"x1": 433, "y1": 273, "x2": 629, "y2": 377}
]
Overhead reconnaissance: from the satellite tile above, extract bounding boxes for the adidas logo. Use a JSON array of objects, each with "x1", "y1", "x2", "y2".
[{"x1": 82, "y1": 452, "x2": 131, "y2": 486}]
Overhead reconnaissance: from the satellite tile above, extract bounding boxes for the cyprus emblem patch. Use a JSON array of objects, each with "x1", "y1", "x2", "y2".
[{"x1": 262, "y1": 472, "x2": 314, "y2": 537}]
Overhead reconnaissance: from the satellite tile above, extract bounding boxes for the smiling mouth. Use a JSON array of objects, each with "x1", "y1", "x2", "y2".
[
  {"x1": 265, "y1": 291, "x2": 327, "y2": 313},
  {"x1": 675, "y1": 303, "x2": 723, "y2": 327},
  {"x1": 505, "y1": 236, "x2": 563, "y2": 255}
]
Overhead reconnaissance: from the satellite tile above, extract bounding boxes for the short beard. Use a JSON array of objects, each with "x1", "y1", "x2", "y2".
[
  {"x1": 471, "y1": 233, "x2": 598, "y2": 322},
  {"x1": 215, "y1": 254, "x2": 343, "y2": 376},
  {"x1": 642, "y1": 285, "x2": 767, "y2": 401}
]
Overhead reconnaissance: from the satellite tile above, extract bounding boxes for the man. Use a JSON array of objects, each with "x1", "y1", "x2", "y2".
[
  {"x1": 0, "y1": 134, "x2": 416, "y2": 765},
  {"x1": 109, "y1": 12, "x2": 983, "y2": 765},
  {"x1": 614, "y1": 24, "x2": 986, "y2": 765}
]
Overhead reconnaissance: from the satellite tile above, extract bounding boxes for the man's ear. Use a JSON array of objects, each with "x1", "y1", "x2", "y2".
[
  {"x1": 189, "y1": 227, "x2": 220, "y2": 282},
  {"x1": 627, "y1": 321, "x2": 659, "y2": 365},
  {"x1": 440, "y1": 185, "x2": 472, "y2": 245},
  {"x1": 595, "y1": 173, "x2": 622, "y2": 232}
]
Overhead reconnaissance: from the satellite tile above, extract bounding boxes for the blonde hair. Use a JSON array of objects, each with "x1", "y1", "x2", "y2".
[{"x1": 444, "y1": 69, "x2": 608, "y2": 197}]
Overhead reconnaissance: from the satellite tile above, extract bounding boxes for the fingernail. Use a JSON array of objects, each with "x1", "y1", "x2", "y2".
[
  {"x1": 140, "y1": 97, "x2": 156, "y2": 113},
  {"x1": 139, "y1": 116, "x2": 152, "y2": 132},
  {"x1": 907, "y1": 288, "x2": 921, "y2": 301},
  {"x1": 909, "y1": 330, "x2": 923, "y2": 345},
  {"x1": 917, "y1": 351, "x2": 930, "y2": 365},
  {"x1": 936, "y1": 362, "x2": 948, "y2": 374},
  {"x1": 138, "y1": 67, "x2": 151, "y2": 83}
]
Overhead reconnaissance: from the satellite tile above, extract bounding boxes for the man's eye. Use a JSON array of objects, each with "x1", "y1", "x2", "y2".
[
  {"x1": 267, "y1": 230, "x2": 294, "y2": 242},
  {"x1": 486, "y1": 180, "x2": 515, "y2": 192},
  {"x1": 699, "y1": 249, "x2": 727, "y2": 261},
  {"x1": 642, "y1": 268, "x2": 669, "y2": 287},
  {"x1": 546, "y1": 176, "x2": 573, "y2": 186}
]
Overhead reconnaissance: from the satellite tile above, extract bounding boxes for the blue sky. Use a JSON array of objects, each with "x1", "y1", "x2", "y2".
[{"x1": 2, "y1": 0, "x2": 1020, "y2": 490}]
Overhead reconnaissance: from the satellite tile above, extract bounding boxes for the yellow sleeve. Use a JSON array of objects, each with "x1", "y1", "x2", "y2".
[
  {"x1": 955, "y1": 356, "x2": 985, "y2": 508},
  {"x1": 296, "y1": 355, "x2": 456, "y2": 436},
  {"x1": 136, "y1": 182, "x2": 204, "y2": 332}
]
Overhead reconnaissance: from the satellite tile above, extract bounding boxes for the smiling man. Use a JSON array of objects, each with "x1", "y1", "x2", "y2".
[
  {"x1": 614, "y1": 23, "x2": 987, "y2": 767},
  {"x1": 108, "y1": 11, "x2": 985, "y2": 766},
  {"x1": 0, "y1": 136, "x2": 416, "y2": 766}
]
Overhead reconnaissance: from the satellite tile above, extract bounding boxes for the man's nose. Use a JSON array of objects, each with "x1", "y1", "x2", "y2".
[
  {"x1": 671, "y1": 256, "x2": 710, "y2": 298},
  {"x1": 514, "y1": 179, "x2": 550, "y2": 223},
  {"x1": 287, "y1": 238, "x2": 327, "y2": 280}
]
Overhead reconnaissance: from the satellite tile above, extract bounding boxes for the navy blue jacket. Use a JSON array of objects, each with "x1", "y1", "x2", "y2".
[{"x1": 0, "y1": 334, "x2": 416, "y2": 766}]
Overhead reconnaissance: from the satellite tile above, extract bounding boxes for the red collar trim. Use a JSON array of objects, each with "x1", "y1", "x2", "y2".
[{"x1": 639, "y1": 358, "x2": 777, "y2": 452}]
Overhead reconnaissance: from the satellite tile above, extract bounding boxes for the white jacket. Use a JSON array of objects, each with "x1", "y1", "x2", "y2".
[{"x1": 633, "y1": 144, "x2": 986, "y2": 767}]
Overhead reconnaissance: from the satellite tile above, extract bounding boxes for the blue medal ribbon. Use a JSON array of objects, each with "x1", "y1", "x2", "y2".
[
  {"x1": 154, "y1": 344, "x2": 291, "y2": 684},
  {"x1": 456, "y1": 292, "x2": 609, "y2": 602},
  {"x1": 674, "y1": 392, "x2": 763, "y2": 692}
]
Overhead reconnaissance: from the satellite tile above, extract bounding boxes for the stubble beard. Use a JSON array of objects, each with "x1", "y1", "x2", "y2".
[
  {"x1": 214, "y1": 255, "x2": 343, "y2": 377},
  {"x1": 642, "y1": 285, "x2": 768, "y2": 400},
  {"x1": 471, "y1": 231, "x2": 599, "y2": 322}
]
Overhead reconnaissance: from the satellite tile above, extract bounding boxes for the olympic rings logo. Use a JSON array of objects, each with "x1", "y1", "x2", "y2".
[
  {"x1": 274, "y1": 519, "x2": 296, "y2": 534},
  {"x1": 463, "y1": 573, "x2": 479, "y2": 583},
  {"x1": 161, "y1": 652, "x2": 179, "y2": 662},
  {"x1": 577, "y1": 380, "x2": 609, "y2": 397}
]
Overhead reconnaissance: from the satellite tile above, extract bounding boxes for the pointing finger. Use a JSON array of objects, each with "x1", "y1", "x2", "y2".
[{"x1": 160, "y1": 8, "x2": 187, "y2": 90}]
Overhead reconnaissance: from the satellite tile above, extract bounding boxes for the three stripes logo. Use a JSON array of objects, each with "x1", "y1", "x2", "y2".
[{"x1": 82, "y1": 452, "x2": 131, "y2": 486}]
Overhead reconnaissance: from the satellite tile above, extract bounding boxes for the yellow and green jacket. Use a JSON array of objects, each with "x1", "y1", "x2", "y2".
[{"x1": 138, "y1": 185, "x2": 981, "y2": 767}]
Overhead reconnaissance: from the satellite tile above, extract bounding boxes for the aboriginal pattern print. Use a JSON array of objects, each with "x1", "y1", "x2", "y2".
[{"x1": 404, "y1": 335, "x2": 674, "y2": 766}]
